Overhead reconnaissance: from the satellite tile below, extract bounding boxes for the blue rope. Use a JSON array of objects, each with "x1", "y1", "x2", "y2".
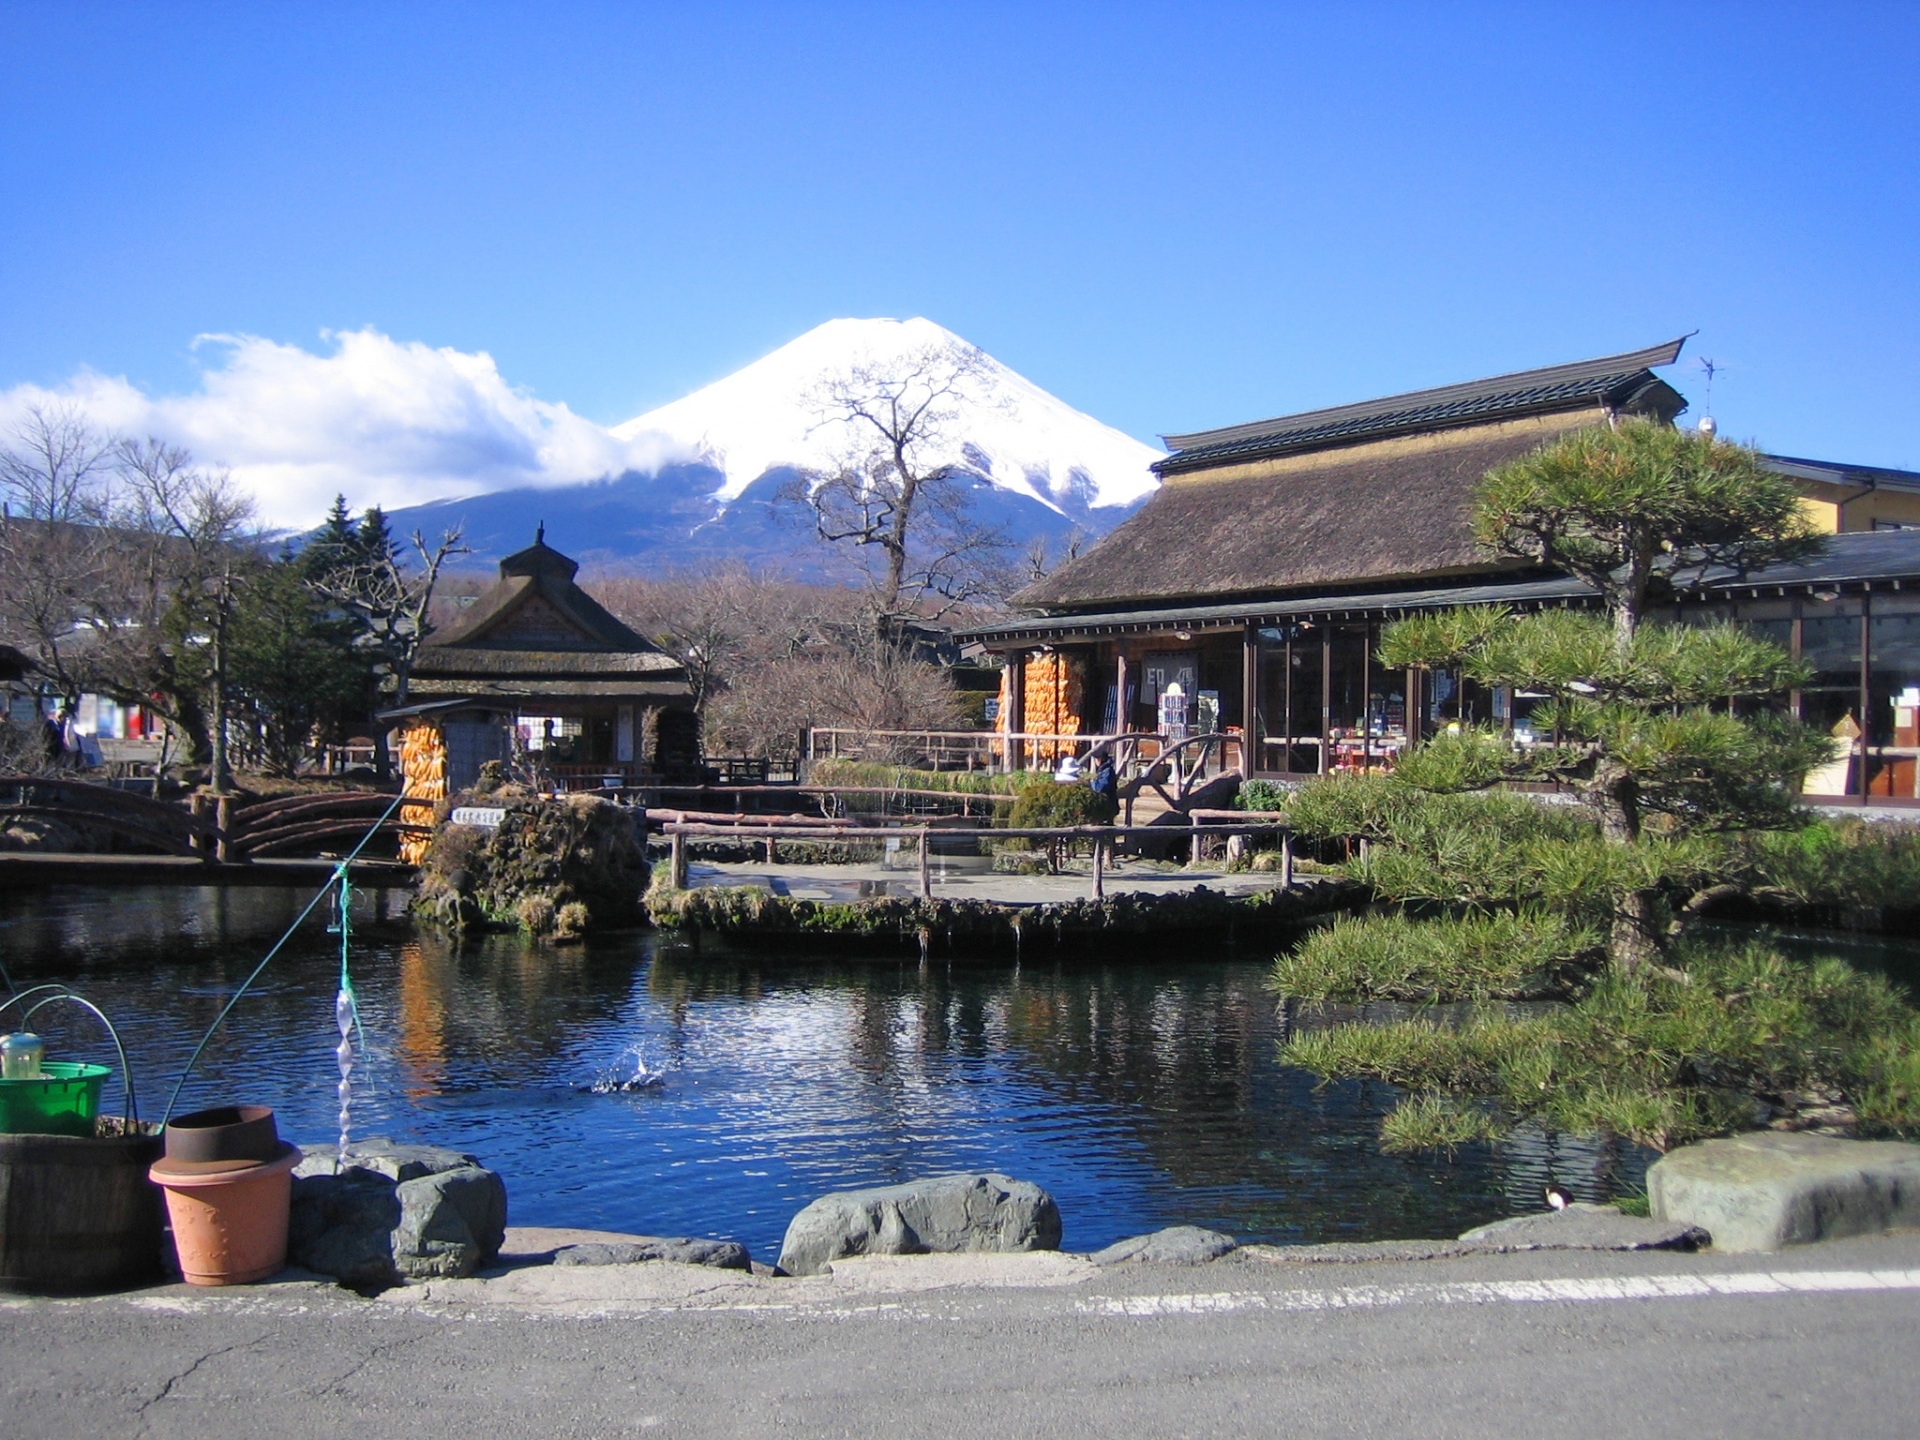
[{"x1": 160, "y1": 791, "x2": 406, "y2": 1125}]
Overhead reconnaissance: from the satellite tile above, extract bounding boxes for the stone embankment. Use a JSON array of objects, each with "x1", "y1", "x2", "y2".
[
  {"x1": 268, "y1": 1132, "x2": 1920, "y2": 1300},
  {"x1": 646, "y1": 877, "x2": 1366, "y2": 954}
]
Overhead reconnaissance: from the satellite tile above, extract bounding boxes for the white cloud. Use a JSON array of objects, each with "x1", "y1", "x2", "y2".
[{"x1": 0, "y1": 329, "x2": 688, "y2": 529}]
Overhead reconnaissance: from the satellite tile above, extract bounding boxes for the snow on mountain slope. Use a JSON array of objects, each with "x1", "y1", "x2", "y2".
[{"x1": 611, "y1": 318, "x2": 1163, "y2": 520}]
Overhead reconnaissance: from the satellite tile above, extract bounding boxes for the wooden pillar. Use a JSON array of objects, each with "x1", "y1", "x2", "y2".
[
  {"x1": 1241, "y1": 622, "x2": 1259, "y2": 776},
  {"x1": 670, "y1": 831, "x2": 688, "y2": 889},
  {"x1": 1789, "y1": 616, "x2": 1804, "y2": 723},
  {"x1": 1092, "y1": 834, "x2": 1105, "y2": 901},
  {"x1": 1319, "y1": 632, "x2": 1332, "y2": 775},
  {"x1": 1006, "y1": 651, "x2": 1026, "y2": 771},
  {"x1": 1859, "y1": 599, "x2": 1873, "y2": 799},
  {"x1": 215, "y1": 794, "x2": 232, "y2": 863},
  {"x1": 918, "y1": 830, "x2": 932, "y2": 899},
  {"x1": 1361, "y1": 625, "x2": 1374, "y2": 773},
  {"x1": 1280, "y1": 830, "x2": 1295, "y2": 888},
  {"x1": 1114, "y1": 644, "x2": 1129, "y2": 738}
]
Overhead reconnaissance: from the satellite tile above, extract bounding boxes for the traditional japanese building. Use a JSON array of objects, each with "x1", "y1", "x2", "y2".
[
  {"x1": 384, "y1": 530, "x2": 698, "y2": 797},
  {"x1": 964, "y1": 340, "x2": 1920, "y2": 803}
]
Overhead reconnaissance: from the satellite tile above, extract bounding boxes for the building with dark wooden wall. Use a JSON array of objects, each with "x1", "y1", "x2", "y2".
[{"x1": 963, "y1": 341, "x2": 1920, "y2": 803}]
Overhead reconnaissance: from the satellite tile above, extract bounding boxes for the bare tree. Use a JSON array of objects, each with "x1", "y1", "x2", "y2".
[
  {"x1": 309, "y1": 522, "x2": 469, "y2": 775},
  {"x1": 1020, "y1": 527, "x2": 1088, "y2": 586},
  {"x1": 0, "y1": 407, "x2": 121, "y2": 720},
  {"x1": 105, "y1": 438, "x2": 260, "y2": 791},
  {"x1": 0, "y1": 404, "x2": 114, "y2": 522},
  {"x1": 783, "y1": 343, "x2": 1014, "y2": 642}
]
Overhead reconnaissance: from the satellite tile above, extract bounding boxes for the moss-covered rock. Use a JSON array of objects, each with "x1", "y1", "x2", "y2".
[{"x1": 413, "y1": 793, "x2": 649, "y2": 936}]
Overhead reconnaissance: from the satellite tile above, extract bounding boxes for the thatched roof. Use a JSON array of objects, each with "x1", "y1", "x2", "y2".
[
  {"x1": 412, "y1": 529, "x2": 690, "y2": 699},
  {"x1": 1156, "y1": 337, "x2": 1688, "y2": 475},
  {"x1": 1017, "y1": 339, "x2": 1698, "y2": 613},
  {"x1": 1014, "y1": 420, "x2": 1584, "y2": 611}
]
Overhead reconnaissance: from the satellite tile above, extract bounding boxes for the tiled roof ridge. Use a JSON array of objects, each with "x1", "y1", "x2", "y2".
[{"x1": 1158, "y1": 337, "x2": 1689, "y2": 464}]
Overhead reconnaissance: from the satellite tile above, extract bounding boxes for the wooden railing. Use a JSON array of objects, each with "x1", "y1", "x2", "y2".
[
  {"x1": 659, "y1": 817, "x2": 1291, "y2": 901},
  {"x1": 0, "y1": 777, "x2": 424, "y2": 863}
]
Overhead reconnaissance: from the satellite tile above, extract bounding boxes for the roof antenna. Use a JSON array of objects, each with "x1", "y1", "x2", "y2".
[
  {"x1": 1696, "y1": 358, "x2": 1722, "y2": 437},
  {"x1": 536, "y1": 521, "x2": 545, "y2": 544}
]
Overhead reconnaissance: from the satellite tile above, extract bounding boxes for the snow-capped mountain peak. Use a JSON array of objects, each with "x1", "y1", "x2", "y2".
[{"x1": 611, "y1": 318, "x2": 1162, "y2": 519}]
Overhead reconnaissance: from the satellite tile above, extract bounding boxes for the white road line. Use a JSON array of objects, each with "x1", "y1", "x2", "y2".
[{"x1": 1079, "y1": 1269, "x2": 1920, "y2": 1318}]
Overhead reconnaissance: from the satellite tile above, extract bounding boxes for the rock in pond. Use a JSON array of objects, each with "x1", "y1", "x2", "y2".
[
  {"x1": 777, "y1": 1172, "x2": 1061, "y2": 1278},
  {"x1": 1090, "y1": 1226, "x2": 1238, "y2": 1266},
  {"x1": 1649, "y1": 1131, "x2": 1920, "y2": 1253},
  {"x1": 551, "y1": 1238, "x2": 750, "y2": 1270},
  {"x1": 1459, "y1": 1203, "x2": 1706, "y2": 1253},
  {"x1": 290, "y1": 1140, "x2": 508, "y2": 1287}
]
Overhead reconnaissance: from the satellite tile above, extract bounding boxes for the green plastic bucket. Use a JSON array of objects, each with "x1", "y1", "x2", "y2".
[{"x1": 0, "y1": 1063, "x2": 110, "y2": 1137}]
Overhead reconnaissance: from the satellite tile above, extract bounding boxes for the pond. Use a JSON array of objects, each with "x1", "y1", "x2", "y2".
[{"x1": 9, "y1": 882, "x2": 1859, "y2": 1265}]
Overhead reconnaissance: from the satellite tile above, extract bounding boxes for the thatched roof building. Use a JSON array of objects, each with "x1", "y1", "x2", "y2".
[
  {"x1": 963, "y1": 340, "x2": 1920, "y2": 805},
  {"x1": 387, "y1": 531, "x2": 698, "y2": 793}
]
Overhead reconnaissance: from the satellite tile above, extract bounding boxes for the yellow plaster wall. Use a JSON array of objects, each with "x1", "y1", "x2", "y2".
[{"x1": 1795, "y1": 483, "x2": 1920, "y2": 533}]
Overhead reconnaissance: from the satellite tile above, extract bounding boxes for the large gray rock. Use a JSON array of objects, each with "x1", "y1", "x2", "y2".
[
  {"x1": 777, "y1": 1173, "x2": 1061, "y2": 1277},
  {"x1": 290, "y1": 1139, "x2": 508, "y2": 1285},
  {"x1": 1090, "y1": 1226, "x2": 1238, "y2": 1266},
  {"x1": 1649, "y1": 1131, "x2": 1920, "y2": 1253},
  {"x1": 294, "y1": 1138, "x2": 482, "y2": 1185},
  {"x1": 1460, "y1": 1203, "x2": 1706, "y2": 1252},
  {"x1": 551, "y1": 1238, "x2": 751, "y2": 1270}
]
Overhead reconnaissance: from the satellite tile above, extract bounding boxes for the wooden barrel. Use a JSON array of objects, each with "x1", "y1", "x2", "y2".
[{"x1": 0, "y1": 1130, "x2": 166, "y2": 1293}]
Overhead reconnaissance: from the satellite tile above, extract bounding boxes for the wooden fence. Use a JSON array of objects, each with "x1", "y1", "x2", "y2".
[{"x1": 660, "y1": 819, "x2": 1292, "y2": 901}]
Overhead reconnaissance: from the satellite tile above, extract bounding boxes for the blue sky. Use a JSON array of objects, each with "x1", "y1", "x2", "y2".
[{"x1": 2, "y1": 3, "x2": 1916, "y2": 523}]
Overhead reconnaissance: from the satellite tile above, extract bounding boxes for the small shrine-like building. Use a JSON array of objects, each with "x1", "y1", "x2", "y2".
[{"x1": 386, "y1": 531, "x2": 697, "y2": 801}]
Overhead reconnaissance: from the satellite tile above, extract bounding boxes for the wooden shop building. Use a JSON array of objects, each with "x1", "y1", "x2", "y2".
[{"x1": 964, "y1": 339, "x2": 1920, "y2": 804}]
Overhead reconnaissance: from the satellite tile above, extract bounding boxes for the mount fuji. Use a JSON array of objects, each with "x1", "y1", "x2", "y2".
[{"x1": 385, "y1": 318, "x2": 1163, "y2": 575}]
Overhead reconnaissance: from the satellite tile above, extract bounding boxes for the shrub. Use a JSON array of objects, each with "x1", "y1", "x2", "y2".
[
  {"x1": 1283, "y1": 936, "x2": 1920, "y2": 1152},
  {"x1": 1272, "y1": 909, "x2": 1602, "y2": 1003},
  {"x1": 1008, "y1": 780, "x2": 1117, "y2": 829},
  {"x1": 1235, "y1": 778, "x2": 1293, "y2": 813}
]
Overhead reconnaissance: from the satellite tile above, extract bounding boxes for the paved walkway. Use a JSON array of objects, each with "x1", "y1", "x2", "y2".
[
  {"x1": 6, "y1": 1231, "x2": 1918, "y2": 1438},
  {"x1": 684, "y1": 857, "x2": 1303, "y2": 907}
]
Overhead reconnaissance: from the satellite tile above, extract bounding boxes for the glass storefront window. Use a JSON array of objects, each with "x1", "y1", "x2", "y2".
[
  {"x1": 1255, "y1": 626, "x2": 1324, "y2": 774},
  {"x1": 1868, "y1": 613, "x2": 1920, "y2": 745},
  {"x1": 1800, "y1": 609, "x2": 1864, "y2": 739}
]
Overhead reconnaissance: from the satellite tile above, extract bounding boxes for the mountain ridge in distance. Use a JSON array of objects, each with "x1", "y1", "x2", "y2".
[{"x1": 381, "y1": 317, "x2": 1164, "y2": 574}]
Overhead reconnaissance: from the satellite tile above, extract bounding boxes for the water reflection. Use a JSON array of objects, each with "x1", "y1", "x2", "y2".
[{"x1": 1, "y1": 884, "x2": 1665, "y2": 1260}]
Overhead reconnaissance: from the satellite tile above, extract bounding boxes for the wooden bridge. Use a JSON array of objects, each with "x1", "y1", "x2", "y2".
[{"x1": 0, "y1": 776, "x2": 427, "y2": 876}]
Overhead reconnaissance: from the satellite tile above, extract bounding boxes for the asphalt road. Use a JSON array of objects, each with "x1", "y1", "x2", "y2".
[{"x1": 6, "y1": 1233, "x2": 1920, "y2": 1440}]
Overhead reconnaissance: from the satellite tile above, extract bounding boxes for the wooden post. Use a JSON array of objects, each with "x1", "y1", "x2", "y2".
[
  {"x1": 1242, "y1": 622, "x2": 1259, "y2": 775},
  {"x1": 189, "y1": 793, "x2": 207, "y2": 858},
  {"x1": 670, "y1": 830, "x2": 688, "y2": 889},
  {"x1": 918, "y1": 830, "x2": 931, "y2": 900},
  {"x1": 1280, "y1": 830, "x2": 1295, "y2": 888},
  {"x1": 1319, "y1": 631, "x2": 1333, "y2": 775},
  {"x1": 1092, "y1": 834, "x2": 1105, "y2": 901},
  {"x1": 1114, "y1": 645, "x2": 1129, "y2": 740},
  {"x1": 765, "y1": 834, "x2": 777, "y2": 865},
  {"x1": 1006, "y1": 651, "x2": 1026, "y2": 772},
  {"x1": 215, "y1": 794, "x2": 232, "y2": 863}
]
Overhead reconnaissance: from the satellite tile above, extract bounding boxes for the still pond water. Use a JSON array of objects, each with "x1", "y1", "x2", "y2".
[{"x1": 4, "y1": 884, "x2": 1913, "y2": 1265}]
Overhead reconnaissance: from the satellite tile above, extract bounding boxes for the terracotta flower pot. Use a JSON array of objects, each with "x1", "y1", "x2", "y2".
[{"x1": 149, "y1": 1144, "x2": 301, "y2": 1286}]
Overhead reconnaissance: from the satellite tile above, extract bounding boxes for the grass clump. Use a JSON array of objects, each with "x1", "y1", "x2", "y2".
[
  {"x1": 1273, "y1": 909, "x2": 1602, "y2": 1003},
  {"x1": 807, "y1": 760, "x2": 1037, "y2": 798},
  {"x1": 1283, "y1": 936, "x2": 1920, "y2": 1153}
]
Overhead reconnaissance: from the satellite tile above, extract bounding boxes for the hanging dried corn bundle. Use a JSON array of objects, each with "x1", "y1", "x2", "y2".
[{"x1": 397, "y1": 718, "x2": 448, "y2": 865}]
